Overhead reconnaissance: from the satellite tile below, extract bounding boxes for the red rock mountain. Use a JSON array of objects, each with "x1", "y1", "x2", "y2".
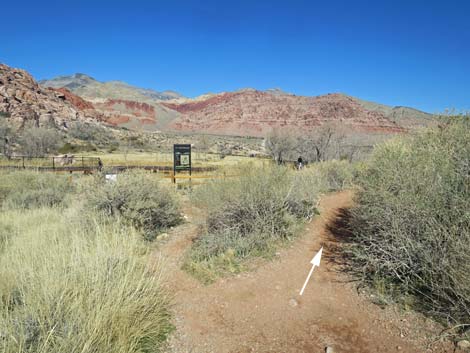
[
  {"x1": 163, "y1": 91, "x2": 408, "y2": 137},
  {"x1": 1, "y1": 64, "x2": 434, "y2": 137}
]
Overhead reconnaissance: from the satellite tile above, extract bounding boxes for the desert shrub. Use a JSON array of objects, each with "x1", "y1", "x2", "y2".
[
  {"x1": 186, "y1": 165, "x2": 321, "y2": 280},
  {"x1": 0, "y1": 207, "x2": 172, "y2": 353},
  {"x1": 58, "y1": 142, "x2": 97, "y2": 154},
  {"x1": 107, "y1": 142, "x2": 119, "y2": 153},
  {"x1": 302, "y1": 160, "x2": 356, "y2": 192},
  {"x1": 346, "y1": 117, "x2": 470, "y2": 325},
  {"x1": 86, "y1": 171, "x2": 182, "y2": 241},
  {"x1": 68, "y1": 121, "x2": 114, "y2": 144},
  {"x1": 0, "y1": 170, "x2": 74, "y2": 209}
]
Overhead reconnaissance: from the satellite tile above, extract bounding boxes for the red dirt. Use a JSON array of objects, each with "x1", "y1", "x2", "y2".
[
  {"x1": 51, "y1": 87, "x2": 95, "y2": 110},
  {"x1": 104, "y1": 99, "x2": 156, "y2": 115},
  {"x1": 140, "y1": 117, "x2": 156, "y2": 125},
  {"x1": 154, "y1": 191, "x2": 455, "y2": 353},
  {"x1": 106, "y1": 115, "x2": 130, "y2": 125}
]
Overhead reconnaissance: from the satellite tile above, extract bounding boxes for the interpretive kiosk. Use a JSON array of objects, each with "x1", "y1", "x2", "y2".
[{"x1": 173, "y1": 144, "x2": 192, "y2": 183}]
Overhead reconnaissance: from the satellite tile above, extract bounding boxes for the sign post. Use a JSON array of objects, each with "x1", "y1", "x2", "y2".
[{"x1": 173, "y1": 144, "x2": 192, "y2": 184}]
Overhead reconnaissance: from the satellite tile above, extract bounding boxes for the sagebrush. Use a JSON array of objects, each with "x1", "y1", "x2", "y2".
[
  {"x1": 86, "y1": 171, "x2": 182, "y2": 240},
  {"x1": 186, "y1": 165, "x2": 323, "y2": 281},
  {"x1": 346, "y1": 117, "x2": 470, "y2": 325}
]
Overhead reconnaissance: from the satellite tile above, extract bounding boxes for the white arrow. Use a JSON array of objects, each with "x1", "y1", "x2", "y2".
[{"x1": 299, "y1": 246, "x2": 323, "y2": 296}]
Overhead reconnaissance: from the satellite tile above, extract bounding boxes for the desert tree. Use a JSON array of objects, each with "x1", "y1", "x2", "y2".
[
  {"x1": 265, "y1": 128, "x2": 297, "y2": 164},
  {"x1": 217, "y1": 143, "x2": 232, "y2": 159},
  {"x1": 197, "y1": 134, "x2": 211, "y2": 152},
  {"x1": 0, "y1": 119, "x2": 15, "y2": 158},
  {"x1": 298, "y1": 123, "x2": 347, "y2": 162},
  {"x1": 19, "y1": 126, "x2": 61, "y2": 157}
]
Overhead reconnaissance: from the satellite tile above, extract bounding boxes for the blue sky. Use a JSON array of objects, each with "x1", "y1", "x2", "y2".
[{"x1": 1, "y1": 0, "x2": 469, "y2": 113}]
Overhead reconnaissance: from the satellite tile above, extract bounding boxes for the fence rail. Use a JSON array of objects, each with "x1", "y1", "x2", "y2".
[
  {"x1": 0, "y1": 155, "x2": 218, "y2": 174},
  {"x1": 0, "y1": 155, "x2": 101, "y2": 171}
]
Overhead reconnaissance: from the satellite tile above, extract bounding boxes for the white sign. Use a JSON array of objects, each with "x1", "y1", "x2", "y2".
[{"x1": 105, "y1": 174, "x2": 117, "y2": 182}]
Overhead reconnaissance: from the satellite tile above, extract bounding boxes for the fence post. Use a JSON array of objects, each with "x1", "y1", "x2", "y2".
[
  {"x1": 52, "y1": 157, "x2": 55, "y2": 170},
  {"x1": 82, "y1": 156, "x2": 84, "y2": 169},
  {"x1": 22, "y1": 156, "x2": 25, "y2": 169}
]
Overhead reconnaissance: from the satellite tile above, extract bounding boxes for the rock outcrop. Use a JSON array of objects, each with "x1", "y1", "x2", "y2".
[{"x1": 0, "y1": 64, "x2": 101, "y2": 129}]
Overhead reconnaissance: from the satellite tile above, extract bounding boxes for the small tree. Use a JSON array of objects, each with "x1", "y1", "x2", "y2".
[
  {"x1": 265, "y1": 128, "x2": 296, "y2": 164},
  {"x1": 0, "y1": 119, "x2": 15, "y2": 158},
  {"x1": 299, "y1": 123, "x2": 346, "y2": 162},
  {"x1": 198, "y1": 135, "x2": 211, "y2": 152},
  {"x1": 20, "y1": 127, "x2": 61, "y2": 157}
]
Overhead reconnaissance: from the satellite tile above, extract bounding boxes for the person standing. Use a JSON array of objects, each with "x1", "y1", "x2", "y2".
[{"x1": 297, "y1": 156, "x2": 303, "y2": 170}]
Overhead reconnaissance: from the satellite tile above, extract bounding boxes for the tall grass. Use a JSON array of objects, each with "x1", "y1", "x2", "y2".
[
  {"x1": 0, "y1": 206, "x2": 172, "y2": 353},
  {"x1": 346, "y1": 117, "x2": 470, "y2": 326},
  {"x1": 298, "y1": 160, "x2": 357, "y2": 192},
  {"x1": 0, "y1": 170, "x2": 74, "y2": 209}
]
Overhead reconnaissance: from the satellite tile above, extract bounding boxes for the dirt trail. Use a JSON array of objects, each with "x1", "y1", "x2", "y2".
[{"x1": 155, "y1": 191, "x2": 453, "y2": 353}]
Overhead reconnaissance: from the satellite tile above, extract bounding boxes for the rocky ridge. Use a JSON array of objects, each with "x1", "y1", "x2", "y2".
[
  {"x1": 40, "y1": 73, "x2": 183, "y2": 102},
  {"x1": 0, "y1": 64, "x2": 102, "y2": 129}
]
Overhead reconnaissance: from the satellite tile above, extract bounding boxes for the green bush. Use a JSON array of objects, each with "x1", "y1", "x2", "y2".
[
  {"x1": 0, "y1": 207, "x2": 172, "y2": 353},
  {"x1": 346, "y1": 117, "x2": 470, "y2": 325},
  {"x1": 0, "y1": 171, "x2": 74, "y2": 209},
  {"x1": 86, "y1": 171, "x2": 182, "y2": 240},
  {"x1": 186, "y1": 165, "x2": 321, "y2": 280},
  {"x1": 58, "y1": 142, "x2": 97, "y2": 154}
]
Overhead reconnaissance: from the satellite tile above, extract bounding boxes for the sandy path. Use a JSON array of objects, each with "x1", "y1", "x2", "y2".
[{"x1": 154, "y1": 191, "x2": 454, "y2": 353}]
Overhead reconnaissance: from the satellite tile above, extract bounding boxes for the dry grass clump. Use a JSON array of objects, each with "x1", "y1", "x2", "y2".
[
  {"x1": 0, "y1": 170, "x2": 74, "y2": 210},
  {"x1": 85, "y1": 171, "x2": 182, "y2": 241},
  {"x1": 299, "y1": 160, "x2": 357, "y2": 192},
  {"x1": 0, "y1": 206, "x2": 172, "y2": 353},
  {"x1": 346, "y1": 117, "x2": 470, "y2": 326}
]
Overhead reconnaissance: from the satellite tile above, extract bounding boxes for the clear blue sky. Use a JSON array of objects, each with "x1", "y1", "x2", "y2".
[{"x1": 2, "y1": 0, "x2": 469, "y2": 113}]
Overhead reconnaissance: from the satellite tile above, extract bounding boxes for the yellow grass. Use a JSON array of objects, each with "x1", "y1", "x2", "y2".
[
  {"x1": 80, "y1": 151, "x2": 267, "y2": 168},
  {"x1": 0, "y1": 206, "x2": 172, "y2": 353}
]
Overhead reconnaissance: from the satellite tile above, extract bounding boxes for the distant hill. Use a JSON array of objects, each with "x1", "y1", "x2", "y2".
[
  {"x1": 39, "y1": 74, "x2": 184, "y2": 102},
  {"x1": 349, "y1": 96, "x2": 436, "y2": 129},
  {"x1": 162, "y1": 91, "x2": 420, "y2": 137},
  {"x1": 13, "y1": 68, "x2": 435, "y2": 137}
]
